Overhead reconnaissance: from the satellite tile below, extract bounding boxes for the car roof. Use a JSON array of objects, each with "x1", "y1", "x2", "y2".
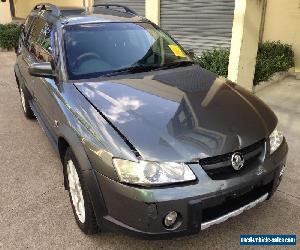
[
  {"x1": 61, "y1": 8, "x2": 148, "y2": 26},
  {"x1": 30, "y1": 4, "x2": 148, "y2": 25},
  {"x1": 59, "y1": 6, "x2": 85, "y2": 17},
  {"x1": 59, "y1": 6, "x2": 84, "y2": 10}
]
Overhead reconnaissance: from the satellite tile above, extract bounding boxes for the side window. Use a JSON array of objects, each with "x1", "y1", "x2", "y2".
[
  {"x1": 38, "y1": 22, "x2": 52, "y2": 57},
  {"x1": 27, "y1": 18, "x2": 43, "y2": 50},
  {"x1": 23, "y1": 16, "x2": 35, "y2": 35},
  {"x1": 27, "y1": 18, "x2": 53, "y2": 63},
  {"x1": 20, "y1": 15, "x2": 35, "y2": 43}
]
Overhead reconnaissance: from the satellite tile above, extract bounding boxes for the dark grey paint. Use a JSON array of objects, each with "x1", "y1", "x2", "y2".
[
  {"x1": 14, "y1": 8, "x2": 287, "y2": 238},
  {"x1": 28, "y1": 62, "x2": 55, "y2": 78},
  {"x1": 74, "y1": 65, "x2": 277, "y2": 162}
]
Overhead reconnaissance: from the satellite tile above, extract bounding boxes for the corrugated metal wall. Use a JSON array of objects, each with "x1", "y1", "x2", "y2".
[
  {"x1": 160, "y1": 0, "x2": 235, "y2": 54},
  {"x1": 94, "y1": 0, "x2": 145, "y2": 16}
]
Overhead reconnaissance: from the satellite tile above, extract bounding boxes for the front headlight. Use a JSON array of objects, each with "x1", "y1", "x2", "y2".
[
  {"x1": 112, "y1": 159, "x2": 196, "y2": 186},
  {"x1": 269, "y1": 128, "x2": 284, "y2": 154}
]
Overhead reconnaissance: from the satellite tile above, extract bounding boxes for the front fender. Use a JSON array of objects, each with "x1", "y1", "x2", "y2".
[
  {"x1": 57, "y1": 124, "x2": 108, "y2": 227},
  {"x1": 58, "y1": 123, "x2": 92, "y2": 171}
]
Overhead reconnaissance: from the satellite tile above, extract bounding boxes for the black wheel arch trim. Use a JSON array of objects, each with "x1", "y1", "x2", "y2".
[
  {"x1": 57, "y1": 124, "x2": 108, "y2": 228},
  {"x1": 14, "y1": 64, "x2": 21, "y2": 87},
  {"x1": 82, "y1": 169, "x2": 109, "y2": 229},
  {"x1": 14, "y1": 63, "x2": 24, "y2": 89},
  {"x1": 58, "y1": 124, "x2": 93, "y2": 171},
  {"x1": 14, "y1": 63, "x2": 32, "y2": 99}
]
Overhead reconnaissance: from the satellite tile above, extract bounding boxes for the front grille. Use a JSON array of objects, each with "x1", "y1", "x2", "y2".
[
  {"x1": 201, "y1": 180, "x2": 273, "y2": 223},
  {"x1": 200, "y1": 139, "x2": 265, "y2": 180}
]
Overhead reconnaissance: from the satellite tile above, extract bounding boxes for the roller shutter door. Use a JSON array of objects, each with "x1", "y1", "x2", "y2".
[
  {"x1": 160, "y1": 0, "x2": 235, "y2": 54},
  {"x1": 94, "y1": 0, "x2": 145, "y2": 16}
]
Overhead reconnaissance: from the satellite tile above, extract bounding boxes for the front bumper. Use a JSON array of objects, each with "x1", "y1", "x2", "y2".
[
  {"x1": 201, "y1": 192, "x2": 268, "y2": 230},
  {"x1": 90, "y1": 140, "x2": 288, "y2": 239}
]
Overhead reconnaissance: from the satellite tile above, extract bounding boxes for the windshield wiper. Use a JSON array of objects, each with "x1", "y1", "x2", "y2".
[
  {"x1": 159, "y1": 61, "x2": 194, "y2": 70},
  {"x1": 103, "y1": 61, "x2": 194, "y2": 77},
  {"x1": 104, "y1": 65, "x2": 158, "y2": 77}
]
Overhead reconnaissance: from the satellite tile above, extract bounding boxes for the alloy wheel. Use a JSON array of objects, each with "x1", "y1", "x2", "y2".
[
  {"x1": 20, "y1": 88, "x2": 26, "y2": 112},
  {"x1": 67, "y1": 160, "x2": 86, "y2": 223}
]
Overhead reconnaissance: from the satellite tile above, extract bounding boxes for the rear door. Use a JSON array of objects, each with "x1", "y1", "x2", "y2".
[{"x1": 17, "y1": 14, "x2": 37, "y2": 95}]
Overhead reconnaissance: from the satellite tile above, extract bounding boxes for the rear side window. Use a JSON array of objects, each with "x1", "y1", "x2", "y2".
[
  {"x1": 27, "y1": 18, "x2": 53, "y2": 63},
  {"x1": 20, "y1": 15, "x2": 35, "y2": 42},
  {"x1": 23, "y1": 16, "x2": 35, "y2": 35}
]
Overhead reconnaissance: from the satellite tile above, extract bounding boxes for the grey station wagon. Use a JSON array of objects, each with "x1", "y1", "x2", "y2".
[{"x1": 14, "y1": 4, "x2": 288, "y2": 239}]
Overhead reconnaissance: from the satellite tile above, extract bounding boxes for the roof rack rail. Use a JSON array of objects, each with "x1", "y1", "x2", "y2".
[
  {"x1": 93, "y1": 4, "x2": 137, "y2": 15},
  {"x1": 33, "y1": 3, "x2": 61, "y2": 17}
]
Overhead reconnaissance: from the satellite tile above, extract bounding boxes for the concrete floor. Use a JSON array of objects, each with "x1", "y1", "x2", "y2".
[{"x1": 0, "y1": 52, "x2": 299, "y2": 249}]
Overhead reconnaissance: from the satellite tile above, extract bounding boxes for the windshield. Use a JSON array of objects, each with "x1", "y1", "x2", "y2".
[{"x1": 63, "y1": 22, "x2": 192, "y2": 80}]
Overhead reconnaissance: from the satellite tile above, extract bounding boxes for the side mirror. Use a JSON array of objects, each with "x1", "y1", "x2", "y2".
[
  {"x1": 186, "y1": 49, "x2": 196, "y2": 59},
  {"x1": 29, "y1": 62, "x2": 55, "y2": 78}
]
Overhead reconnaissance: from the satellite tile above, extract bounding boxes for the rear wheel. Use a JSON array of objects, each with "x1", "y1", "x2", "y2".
[
  {"x1": 64, "y1": 148, "x2": 98, "y2": 235},
  {"x1": 19, "y1": 84, "x2": 35, "y2": 119}
]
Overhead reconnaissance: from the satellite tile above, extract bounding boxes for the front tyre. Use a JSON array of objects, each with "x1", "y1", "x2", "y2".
[{"x1": 64, "y1": 148, "x2": 98, "y2": 235}]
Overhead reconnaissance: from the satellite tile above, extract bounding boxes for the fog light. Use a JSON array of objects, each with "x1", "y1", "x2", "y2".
[{"x1": 164, "y1": 211, "x2": 178, "y2": 227}]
